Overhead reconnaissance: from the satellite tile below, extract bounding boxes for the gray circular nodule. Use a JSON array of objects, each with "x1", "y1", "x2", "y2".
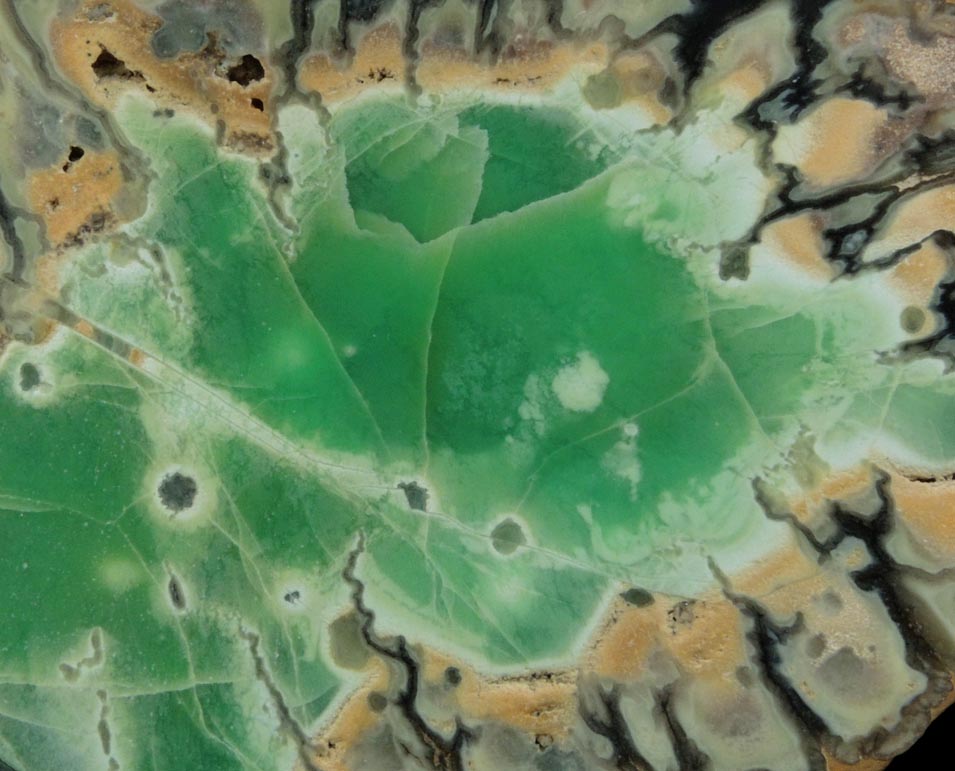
[
  {"x1": 158, "y1": 472, "x2": 198, "y2": 513},
  {"x1": 491, "y1": 518, "x2": 526, "y2": 556}
]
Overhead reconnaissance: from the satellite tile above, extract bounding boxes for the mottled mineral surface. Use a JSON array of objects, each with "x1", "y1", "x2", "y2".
[{"x1": 2, "y1": 1, "x2": 955, "y2": 770}]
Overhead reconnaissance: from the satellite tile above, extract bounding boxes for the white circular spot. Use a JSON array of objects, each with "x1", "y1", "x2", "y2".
[{"x1": 551, "y1": 351, "x2": 610, "y2": 413}]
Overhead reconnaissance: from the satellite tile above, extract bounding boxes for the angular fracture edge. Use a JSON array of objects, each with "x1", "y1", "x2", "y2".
[
  {"x1": 653, "y1": 685, "x2": 711, "y2": 771},
  {"x1": 318, "y1": 463, "x2": 955, "y2": 771},
  {"x1": 340, "y1": 535, "x2": 473, "y2": 771},
  {"x1": 727, "y1": 469, "x2": 955, "y2": 767},
  {"x1": 577, "y1": 681, "x2": 654, "y2": 771},
  {"x1": 238, "y1": 626, "x2": 324, "y2": 771}
]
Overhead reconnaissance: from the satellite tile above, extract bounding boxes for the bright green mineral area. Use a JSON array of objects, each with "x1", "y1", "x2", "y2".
[{"x1": 0, "y1": 88, "x2": 951, "y2": 769}]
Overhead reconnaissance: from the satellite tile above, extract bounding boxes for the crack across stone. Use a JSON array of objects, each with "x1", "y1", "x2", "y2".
[
  {"x1": 342, "y1": 534, "x2": 473, "y2": 771},
  {"x1": 577, "y1": 681, "x2": 654, "y2": 771},
  {"x1": 239, "y1": 626, "x2": 324, "y2": 771},
  {"x1": 739, "y1": 470, "x2": 955, "y2": 763}
]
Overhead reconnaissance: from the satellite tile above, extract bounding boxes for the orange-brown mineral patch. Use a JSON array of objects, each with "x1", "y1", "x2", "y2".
[
  {"x1": 419, "y1": 38, "x2": 609, "y2": 96},
  {"x1": 773, "y1": 98, "x2": 891, "y2": 188},
  {"x1": 298, "y1": 24, "x2": 405, "y2": 105},
  {"x1": 759, "y1": 212, "x2": 835, "y2": 280},
  {"x1": 886, "y1": 239, "x2": 949, "y2": 335},
  {"x1": 312, "y1": 659, "x2": 391, "y2": 771},
  {"x1": 299, "y1": 23, "x2": 610, "y2": 106},
  {"x1": 419, "y1": 648, "x2": 577, "y2": 737},
  {"x1": 51, "y1": 0, "x2": 272, "y2": 154},
  {"x1": 585, "y1": 588, "x2": 750, "y2": 683},
  {"x1": 868, "y1": 185, "x2": 955, "y2": 266},
  {"x1": 27, "y1": 148, "x2": 122, "y2": 246},
  {"x1": 887, "y1": 470, "x2": 955, "y2": 564},
  {"x1": 785, "y1": 465, "x2": 876, "y2": 534}
]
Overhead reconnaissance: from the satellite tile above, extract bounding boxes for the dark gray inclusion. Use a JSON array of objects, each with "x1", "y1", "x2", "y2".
[
  {"x1": 398, "y1": 481, "x2": 429, "y2": 511},
  {"x1": 19, "y1": 362, "x2": 40, "y2": 391},
  {"x1": 620, "y1": 587, "x2": 655, "y2": 608},
  {"x1": 491, "y1": 518, "x2": 526, "y2": 555},
  {"x1": 158, "y1": 472, "x2": 198, "y2": 512},
  {"x1": 367, "y1": 691, "x2": 388, "y2": 712}
]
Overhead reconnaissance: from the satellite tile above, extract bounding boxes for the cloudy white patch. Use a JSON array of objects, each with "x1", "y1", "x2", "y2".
[{"x1": 551, "y1": 351, "x2": 609, "y2": 413}]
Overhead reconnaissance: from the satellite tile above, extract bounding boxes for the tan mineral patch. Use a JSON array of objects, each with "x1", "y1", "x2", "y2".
[
  {"x1": 773, "y1": 98, "x2": 890, "y2": 188},
  {"x1": 887, "y1": 239, "x2": 949, "y2": 308},
  {"x1": 888, "y1": 471, "x2": 955, "y2": 564},
  {"x1": 873, "y1": 184, "x2": 955, "y2": 258},
  {"x1": 734, "y1": 538, "x2": 827, "y2": 603},
  {"x1": 602, "y1": 48, "x2": 675, "y2": 124},
  {"x1": 74, "y1": 319, "x2": 95, "y2": 339},
  {"x1": 51, "y1": 0, "x2": 272, "y2": 154},
  {"x1": 463, "y1": 671, "x2": 576, "y2": 738},
  {"x1": 299, "y1": 23, "x2": 610, "y2": 107},
  {"x1": 312, "y1": 659, "x2": 390, "y2": 771},
  {"x1": 884, "y1": 19, "x2": 955, "y2": 100},
  {"x1": 585, "y1": 589, "x2": 750, "y2": 683},
  {"x1": 760, "y1": 212, "x2": 835, "y2": 280},
  {"x1": 787, "y1": 466, "x2": 876, "y2": 534},
  {"x1": 420, "y1": 38, "x2": 609, "y2": 96},
  {"x1": 824, "y1": 755, "x2": 892, "y2": 771},
  {"x1": 299, "y1": 24, "x2": 406, "y2": 105},
  {"x1": 27, "y1": 149, "x2": 122, "y2": 246}
]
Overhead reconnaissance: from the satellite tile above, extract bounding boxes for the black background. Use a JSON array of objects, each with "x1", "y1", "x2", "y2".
[{"x1": 888, "y1": 702, "x2": 953, "y2": 769}]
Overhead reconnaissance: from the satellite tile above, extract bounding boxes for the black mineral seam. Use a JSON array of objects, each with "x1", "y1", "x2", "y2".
[
  {"x1": 742, "y1": 470, "x2": 955, "y2": 761},
  {"x1": 0, "y1": 185, "x2": 27, "y2": 285},
  {"x1": 280, "y1": 0, "x2": 321, "y2": 95},
  {"x1": 709, "y1": 559, "x2": 830, "y2": 771},
  {"x1": 343, "y1": 534, "x2": 473, "y2": 771},
  {"x1": 578, "y1": 681, "x2": 655, "y2": 771},
  {"x1": 239, "y1": 627, "x2": 325, "y2": 771},
  {"x1": 654, "y1": 685, "x2": 711, "y2": 771}
]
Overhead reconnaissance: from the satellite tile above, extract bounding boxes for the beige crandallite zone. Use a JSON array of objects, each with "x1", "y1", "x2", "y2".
[{"x1": 1, "y1": 1, "x2": 955, "y2": 770}]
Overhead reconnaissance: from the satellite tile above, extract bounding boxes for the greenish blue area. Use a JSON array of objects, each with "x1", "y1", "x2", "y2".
[{"x1": 1, "y1": 93, "x2": 953, "y2": 770}]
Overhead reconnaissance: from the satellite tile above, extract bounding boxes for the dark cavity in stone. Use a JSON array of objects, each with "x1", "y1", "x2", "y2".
[
  {"x1": 226, "y1": 54, "x2": 265, "y2": 86},
  {"x1": 167, "y1": 575, "x2": 185, "y2": 610},
  {"x1": 158, "y1": 472, "x2": 198, "y2": 513},
  {"x1": 398, "y1": 481, "x2": 429, "y2": 511},
  {"x1": 63, "y1": 145, "x2": 85, "y2": 172},
  {"x1": 19, "y1": 362, "x2": 40, "y2": 391},
  {"x1": 444, "y1": 666, "x2": 462, "y2": 686},
  {"x1": 91, "y1": 49, "x2": 141, "y2": 80},
  {"x1": 250, "y1": 97, "x2": 264, "y2": 111},
  {"x1": 620, "y1": 587, "x2": 655, "y2": 607},
  {"x1": 284, "y1": 589, "x2": 301, "y2": 605},
  {"x1": 491, "y1": 518, "x2": 526, "y2": 555}
]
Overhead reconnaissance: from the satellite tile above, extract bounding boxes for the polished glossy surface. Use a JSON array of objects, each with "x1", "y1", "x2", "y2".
[{"x1": 2, "y1": 2, "x2": 955, "y2": 770}]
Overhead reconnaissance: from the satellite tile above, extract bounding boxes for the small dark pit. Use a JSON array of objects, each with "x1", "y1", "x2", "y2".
[
  {"x1": 444, "y1": 666, "x2": 461, "y2": 687},
  {"x1": 367, "y1": 691, "x2": 388, "y2": 712},
  {"x1": 19, "y1": 363, "x2": 41, "y2": 392},
  {"x1": 283, "y1": 590, "x2": 301, "y2": 605},
  {"x1": 620, "y1": 587, "x2": 654, "y2": 608},
  {"x1": 91, "y1": 49, "x2": 140, "y2": 79},
  {"x1": 226, "y1": 54, "x2": 265, "y2": 86},
  {"x1": 398, "y1": 481, "x2": 429, "y2": 511},
  {"x1": 250, "y1": 97, "x2": 264, "y2": 111},
  {"x1": 62, "y1": 145, "x2": 86, "y2": 172},
  {"x1": 167, "y1": 575, "x2": 186, "y2": 610},
  {"x1": 158, "y1": 472, "x2": 198, "y2": 513}
]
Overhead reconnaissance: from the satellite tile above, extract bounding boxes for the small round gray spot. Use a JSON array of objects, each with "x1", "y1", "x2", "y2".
[
  {"x1": 158, "y1": 472, "x2": 197, "y2": 513},
  {"x1": 491, "y1": 518, "x2": 526, "y2": 555}
]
